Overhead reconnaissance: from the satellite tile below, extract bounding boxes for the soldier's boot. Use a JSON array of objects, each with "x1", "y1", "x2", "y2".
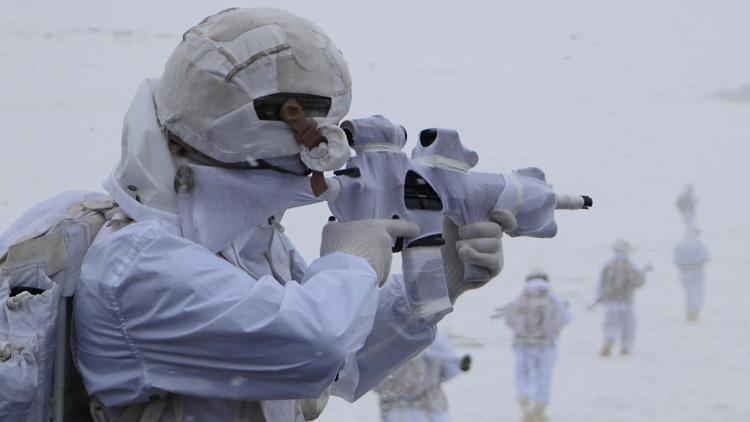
[
  {"x1": 687, "y1": 309, "x2": 700, "y2": 322},
  {"x1": 532, "y1": 402, "x2": 549, "y2": 422},
  {"x1": 600, "y1": 340, "x2": 614, "y2": 357},
  {"x1": 520, "y1": 398, "x2": 534, "y2": 422}
]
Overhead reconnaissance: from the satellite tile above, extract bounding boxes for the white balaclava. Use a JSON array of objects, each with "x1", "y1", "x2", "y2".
[
  {"x1": 154, "y1": 7, "x2": 352, "y2": 171},
  {"x1": 612, "y1": 239, "x2": 631, "y2": 259}
]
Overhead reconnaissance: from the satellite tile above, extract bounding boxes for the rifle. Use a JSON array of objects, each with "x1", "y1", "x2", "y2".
[
  {"x1": 490, "y1": 307, "x2": 507, "y2": 320},
  {"x1": 312, "y1": 115, "x2": 593, "y2": 322}
]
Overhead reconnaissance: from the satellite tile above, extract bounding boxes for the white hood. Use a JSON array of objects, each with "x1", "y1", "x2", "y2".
[
  {"x1": 104, "y1": 78, "x2": 180, "y2": 227},
  {"x1": 105, "y1": 80, "x2": 334, "y2": 252}
]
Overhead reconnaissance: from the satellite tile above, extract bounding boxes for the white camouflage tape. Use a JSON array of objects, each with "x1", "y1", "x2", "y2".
[
  {"x1": 554, "y1": 194, "x2": 585, "y2": 210},
  {"x1": 413, "y1": 155, "x2": 473, "y2": 173},
  {"x1": 299, "y1": 122, "x2": 350, "y2": 172},
  {"x1": 361, "y1": 143, "x2": 404, "y2": 154}
]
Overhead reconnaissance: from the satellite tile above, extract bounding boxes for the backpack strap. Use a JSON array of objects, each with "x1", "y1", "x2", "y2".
[
  {"x1": 235, "y1": 400, "x2": 266, "y2": 422},
  {"x1": 137, "y1": 395, "x2": 170, "y2": 422},
  {"x1": 171, "y1": 395, "x2": 184, "y2": 422},
  {"x1": 0, "y1": 197, "x2": 118, "y2": 277},
  {"x1": 1, "y1": 227, "x2": 67, "y2": 276},
  {"x1": 114, "y1": 401, "x2": 148, "y2": 422},
  {"x1": 90, "y1": 394, "x2": 170, "y2": 422},
  {"x1": 68, "y1": 197, "x2": 119, "y2": 241},
  {"x1": 54, "y1": 198, "x2": 117, "y2": 422}
]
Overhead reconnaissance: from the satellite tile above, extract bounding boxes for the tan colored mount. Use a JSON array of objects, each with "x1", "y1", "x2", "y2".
[{"x1": 280, "y1": 99, "x2": 329, "y2": 197}]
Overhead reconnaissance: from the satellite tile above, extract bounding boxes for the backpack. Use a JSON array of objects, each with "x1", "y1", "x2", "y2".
[
  {"x1": 508, "y1": 289, "x2": 561, "y2": 347},
  {"x1": 601, "y1": 259, "x2": 640, "y2": 302},
  {"x1": 0, "y1": 191, "x2": 118, "y2": 421}
]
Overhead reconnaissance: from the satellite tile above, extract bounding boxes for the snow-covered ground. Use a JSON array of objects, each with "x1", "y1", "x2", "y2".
[{"x1": 1, "y1": 1, "x2": 749, "y2": 420}]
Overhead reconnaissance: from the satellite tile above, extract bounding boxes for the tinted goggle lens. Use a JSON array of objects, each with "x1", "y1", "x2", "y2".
[{"x1": 254, "y1": 93, "x2": 332, "y2": 121}]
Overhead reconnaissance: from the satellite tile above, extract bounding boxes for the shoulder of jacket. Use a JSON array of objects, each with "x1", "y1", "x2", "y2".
[
  {"x1": 95, "y1": 219, "x2": 174, "y2": 249},
  {"x1": 85, "y1": 220, "x2": 181, "y2": 281}
]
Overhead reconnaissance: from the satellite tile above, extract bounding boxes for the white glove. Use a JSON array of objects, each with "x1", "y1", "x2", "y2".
[
  {"x1": 442, "y1": 209, "x2": 517, "y2": 303},
  {"x1": 320, "y1": 219, "x2": 420, "y2": 286}
]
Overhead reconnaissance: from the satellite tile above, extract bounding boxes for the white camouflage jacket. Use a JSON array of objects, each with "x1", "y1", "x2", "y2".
[{"x1": 72, "y1": 82, "x2": 437, "y2": 422}]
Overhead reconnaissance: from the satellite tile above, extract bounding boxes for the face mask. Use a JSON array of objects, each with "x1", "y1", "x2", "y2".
[
  {"x1": 174, "y1": 164, "x2": 327, "y2": 253},
  {"x1": 258, "y1": 121, "x2": 350, "y2": 175}
]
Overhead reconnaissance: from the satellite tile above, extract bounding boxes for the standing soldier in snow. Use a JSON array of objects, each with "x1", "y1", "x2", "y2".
[
  {"x1": 504, "y1": 269, "x2": 569, "y2": 422},
  {"x1": 373, "y1": 330, "x2": 471, "y2": 422},
  {"x1": 596, "y1": 240, "x2": 649, "y2": 356},
  {"x1": 674, "y1": 184, "x2": 709, "y2": 322},
  {"x1": 674, "y1": 228, "x2": 710, "y2": 322}
]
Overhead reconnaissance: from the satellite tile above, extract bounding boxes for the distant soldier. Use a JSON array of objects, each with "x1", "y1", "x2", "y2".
[
  {"x1": 374, "y1": 330, "x2": 470, "y2": 422},
  {"x1": 504, "y1": 269, "x2": 570, "y2": 422},
  {"x1": 597, "y1": 240, "x2": 649, "y2": 356},
  {"x1": 674, "y1": 228, "x2": 710, "y2": 322}
]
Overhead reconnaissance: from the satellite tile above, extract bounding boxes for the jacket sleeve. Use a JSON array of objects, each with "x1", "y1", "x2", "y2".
[
  {"x1": 631, "y1": 263, "x2": 647, "y2": 288},
  {"x1": 425, "y1": 331, "x2": 461, "y2": 382},
  {"x1": 330, "y1": 274, "x2": 437, "y2": 402},
  {"x1": 596, "y1": 265, "x2": 608, "y2": 301},
  {"x1": 75, "y1": 221, "x2": 379, "y2": 406},
  {"x1": 504, "y1": 299, "x2": 523, "y2": 332},
  {"x1": 699, "y1": 242, "x2": 711, "y2": 264},
  {"x1": 553, "y1": 294, "x2": 571, "y2": 329}
]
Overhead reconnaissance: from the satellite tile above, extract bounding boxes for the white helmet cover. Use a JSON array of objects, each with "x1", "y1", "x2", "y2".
[
  {"x1": 612, "y1": 239, "x2": 631, "y2": 255},
  {"x1": 525, "y1": 268, "x2": 549, "y2": 282},
  {"x1": 154, "y1": 8, "x2": 352, "y2": 164}
]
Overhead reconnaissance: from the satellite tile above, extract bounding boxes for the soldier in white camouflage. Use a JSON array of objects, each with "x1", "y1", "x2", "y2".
[
  {"x1": 674, "y1": 228, "x2": 710, "y2": 322},
  {"x1": 597, "y1": 240, "x2": 648, "y2": 356},
  {"x1": 374, "y1": 330, "x2": 470, "y2": 422},
  {"x1": 504, "y1": 269, "x2": 570, "y2": 422}
]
